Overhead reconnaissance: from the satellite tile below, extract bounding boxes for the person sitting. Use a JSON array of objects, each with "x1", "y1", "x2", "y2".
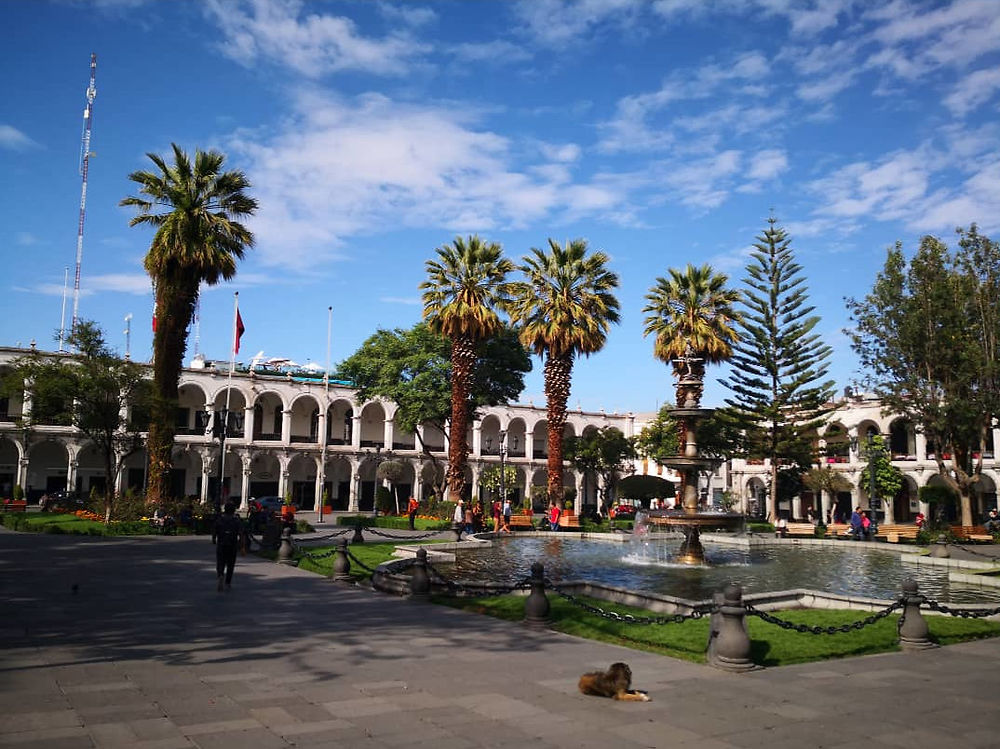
[
  {"x1": 914, "y1": 511, "x2": 926, "y2": 530},
  {"x1": 850, "y1": 507, "x2": 864, "y2": 540},
  {"x1": 984, "y1": 508, "x2": 1000, "y2": 534}
]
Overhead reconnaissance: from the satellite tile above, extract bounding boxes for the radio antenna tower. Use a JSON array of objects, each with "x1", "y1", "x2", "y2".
[{"x1": 71, "y1": 53, "x2": 97, "y2": 333}]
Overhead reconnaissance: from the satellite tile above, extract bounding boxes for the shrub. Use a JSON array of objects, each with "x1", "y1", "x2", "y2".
[
  {"x1": 747, "y1": 522, "x2": 775, "y2": 534},
  {"x1": 13, "y1": 484, "x2": 24, "y2": 501},
  {"x1": 375, "y1": 486, "x2": 394, "y2": 515}
]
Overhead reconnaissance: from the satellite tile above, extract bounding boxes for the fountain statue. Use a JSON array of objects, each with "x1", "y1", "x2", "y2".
[{"x1": 644, "y1": 345, "x2": 743, "y2": 564}]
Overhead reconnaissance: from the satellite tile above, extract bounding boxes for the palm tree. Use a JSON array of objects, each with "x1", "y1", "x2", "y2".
[
  {"x1": 121, "y1": 144, "x2": 257, "y2": 504},
  {"x1": 642, "y1": 264, "x2": 740, "y2": 406},
  {"x1": 508, "y1": 239, "x2": 620, "y2": 504},
  {"x1": 420, "y1": 236, "x2": 513, "y2": 501}
]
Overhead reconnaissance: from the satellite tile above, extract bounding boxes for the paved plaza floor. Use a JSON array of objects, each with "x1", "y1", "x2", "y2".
[{"x1": 2, "y1": 524, "x2": 999, "y2": 748}]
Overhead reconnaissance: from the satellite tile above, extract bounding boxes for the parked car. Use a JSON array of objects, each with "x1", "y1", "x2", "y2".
[{"x1": 252, "y1": 496, "x2": 296, "y2": 514}]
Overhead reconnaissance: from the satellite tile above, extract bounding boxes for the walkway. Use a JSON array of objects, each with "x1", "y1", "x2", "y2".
[{"x1": 1, "y1": 527, "x2": 999, "y2": 748}]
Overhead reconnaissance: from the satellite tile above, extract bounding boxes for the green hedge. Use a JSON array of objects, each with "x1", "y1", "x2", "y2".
[{"x1": 335, "y1": 514, "x2": 450, "y2": 531}]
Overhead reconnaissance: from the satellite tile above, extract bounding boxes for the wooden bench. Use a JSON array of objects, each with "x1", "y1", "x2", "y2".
[
  {"x1": 782, "y1": 522, "x2": 817, "y2": 537},
  {"x1": 559, "y1": 514, "x2": 581, "y2": 529},
  {"x1": 951, "y1": 525, "x2": 994, "y2": 542},
  {"x1": 509, "y1": 514, "x2": 535, "y2": 529},
  {"x1": 873, "y1": 524, "x2": 920, "y2": 543},
  {"x1": 2, "y1": 500, "x2": 27, "y2": 513}
]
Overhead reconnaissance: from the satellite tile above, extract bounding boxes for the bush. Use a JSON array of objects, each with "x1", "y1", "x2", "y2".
[
  {"x1": 295, "y1": 519, "x2": 314, "y2": 534},
  {"x1": 813, "y1": 525, "x2": 827, "y2": 538},
  {"x1": 375, "y1": 486, "x2": 395, "y2": 515},
  {"x1": 336, "y1": 515, "x2": 375, "y2": 527},
  {"x1": 13, "y1": 484, "x2": 24, "y2": 501},
  {"x1": 438, "y1": 500, "x2": 458, "y2": 524},
  {"x1": 747, "y1": 522, "x2": 775, "y2": 534}
]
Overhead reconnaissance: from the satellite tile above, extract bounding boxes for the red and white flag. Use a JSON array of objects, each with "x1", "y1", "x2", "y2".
[{"x1": 234, "y1": 309, "x2": 245, "y2": 355}]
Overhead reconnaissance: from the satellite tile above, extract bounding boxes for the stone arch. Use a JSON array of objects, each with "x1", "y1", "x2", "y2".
[
  {"x1": 480, "y1": 414, "x2": 502, "y2": 455},
  {"x1": 420, "y1": 461, "x2": 445, "y2": 501},
  {"x1": 328, "y1": 398, "x2": 354, "y2": 445},
  {"x1": 323, "y1": 455, "x2": 353, "y2": 510},
  {"x1": 888, "y1": 417, "x2": 916, "y2": 458},
  {"x1": 0, "y1": 366, "x2": 25, "y2": 423},
  {"x1": 421, "y1": 422, "x2": 446, "y2": 453},
  {"x1": 251, "y1": 391, "x2": 284, "y2": 442},
  {"x1": 212, "y1": 388, "x2": 247, "y2": 438},
  {"x1": 74, "y1": 443, "x2": 105, "y2": 497},
  {"x1": 529, "y1": 467, "x2": 547, "y2": 507},
  {"x1": 745, "y1": 476, "x2": 767, "y2": 518},
  {"x1": 971, "y1": 472, "x2": 997, "y2": 517},
  {"x1": 0, "y1": 437, "x2": 20, "y2": 498},
  {"x1": 506, "y1": 418, "x2": 527, "y2": 457},
  {"x1": 170, "y1": 448, "x2": 205, "y2": 500},
  {"x1": 287, "y1": 453, "x2": 317, "y2": 506},
  {"x1": 27, "y1": 440, "x2": 69, "y2": 500},
  {"x1": 248, "y1": 452, "x2": 281, "y2": 499},
  {"x1": 289, "y1": 393, "x2": 321, "y2": 444},
  {"x1": 359, "y1": 402, "x2": 386, "y2": 448},
  {"x1": 821, "y1": 422, "x2": 850, "y2": 463},
  {"x1": 532, "y1": 420, "x2": 547, "y2": 459}
]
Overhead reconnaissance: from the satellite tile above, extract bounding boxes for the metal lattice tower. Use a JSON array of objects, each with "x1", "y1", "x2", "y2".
[{"x1": 71, "y1": 53, "x2": 97, "y2": 333}]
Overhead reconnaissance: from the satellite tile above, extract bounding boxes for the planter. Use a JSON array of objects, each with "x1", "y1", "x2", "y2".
[{"x1": 281, "y1": 505, "x2": 296, "y2": 520}]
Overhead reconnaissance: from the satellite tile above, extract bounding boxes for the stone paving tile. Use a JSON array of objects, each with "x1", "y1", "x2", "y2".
[
  {"x1": 274, "y1": 718, "x2": 353, "y2": 737},
  {"x1": 180, "y1": 727, "x2": 286, "y2": 749},
  {"x1": 0, "y1": 709, "x2": 82, "y2": 734},
  {"x1": 0, "y1": 726, "x2": 91, "y2": 747},
  {"x1": 322, "y1": 695, "x2": 403, "y2": 717},
  {"x1": 73, "y1": 703, "x2": 165, "y2": 725}
]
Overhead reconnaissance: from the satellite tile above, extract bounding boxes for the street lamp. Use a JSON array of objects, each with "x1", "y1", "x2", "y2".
[
  {"x1": 212, "y1": 407, "x2": 229, "y2": 515},
  {"x1": 499, "y1": 430, "x2": 508, "y2": 514},
  {"x1": 851, "y1": 432, "x2": 883, "y2": 533}
]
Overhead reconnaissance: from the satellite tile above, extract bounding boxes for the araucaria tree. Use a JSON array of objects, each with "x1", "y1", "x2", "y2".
[
  {"x1": 508, "y1": 239, "x2": 620, "y2": 504},
  {"x1": 121, "y1": 144, "x2": 257, "y2": 504},
  {"x1": 722, "y1": 218, "x2": 835, "y2": 521},
  {"x1": 847, "y1": 225, "x2": 999, "y2": 527},
  {"x1": 420, "y1": 236, "x2": 513, "y2": 501}
]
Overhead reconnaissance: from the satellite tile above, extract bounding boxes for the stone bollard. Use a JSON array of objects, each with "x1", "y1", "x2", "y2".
[
  {"x1": 351, "y1": 520, "x2": 365, "y2": 545},
  {"x1": 277, "y1": 526, "x2": 296, "y2": 565},
  {"x1": 898, "y1": 578, "x2": 936, "y2": 650},
  {"x1": 929, "y1": 539, "x2": 950, "y2": 558},
  {"x1": 706, "y1": 583, "x2": 757, "y2": 672},
  {"x1": 409, "y1": 547, "x2": 431, "y2": 599},
  {"x1": 523, "y1": 562, "x2": 550, "y2": 627},
  {"x1": 451, "y1": 522, "x2": 464, "y2": 542},
  {"x1": 332, "y1": 538, "x2": 352, "y2": 581}
]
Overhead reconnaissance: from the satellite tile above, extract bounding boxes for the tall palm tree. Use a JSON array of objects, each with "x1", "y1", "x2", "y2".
[
  {"x1": 642, "y1": 264, "x2": 740, "y2": 406},
  {"x1": 420, "y1": 236, "x2": 513, "y2": 501},
  {"x1": 508, "y1": 239, "x2": 620, "y2": 504},
  {"x1": 121, "y1": 144, "x2": 257, "y2": 504}
]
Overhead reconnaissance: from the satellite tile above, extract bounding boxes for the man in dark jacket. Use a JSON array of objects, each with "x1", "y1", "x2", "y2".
[{"x1": 212, "y1": 502, "x2": 244, "y2": 592}]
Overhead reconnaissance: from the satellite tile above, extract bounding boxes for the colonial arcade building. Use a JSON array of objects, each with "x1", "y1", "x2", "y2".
[{"x1": 0, "y1": 346, "x2": 640, "y2": 511}]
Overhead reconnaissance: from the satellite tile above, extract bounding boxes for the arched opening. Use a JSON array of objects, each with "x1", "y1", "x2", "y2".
[
  {"x1": 252, "y1": 392, "x2": 283, "y2": 441},
  {"x1": 289, "y1": 394, "x2": 321, "y2": 444},
  {"x1": 27, "y1": 440, "x2": 68, "y2": 501},
  {"x1": 176, "y1": 383, "x2": 208, "y2": 435}
]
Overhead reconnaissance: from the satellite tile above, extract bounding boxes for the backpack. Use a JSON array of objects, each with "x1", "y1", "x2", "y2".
[{"x1": 217, "y1": 515, "x2": 241, "y2": 548}]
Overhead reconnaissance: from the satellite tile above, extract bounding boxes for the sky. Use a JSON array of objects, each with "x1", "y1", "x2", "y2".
[{"x1": 2, "y1": 0, "x2": 999, "y2": 415}]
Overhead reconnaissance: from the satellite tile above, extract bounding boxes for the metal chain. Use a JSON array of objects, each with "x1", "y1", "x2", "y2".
[
  {"x1": 344, "y1": 548, "x2": 380, "y2": 574},
  {"x1": 548, "y1": 581, "x2": 711, "y2": 624},
  {"x1": 296, "y1": 546, "x2": 341, "y2": 561},
  {"x1": 366, "y1": 527, "x2": 448, "y2": 541},
  {"x1": 922, "y1": 598, "x2": 1000, "y2": 619},
  {"x1": 744, "y1": 600, "x2": 904, "y2": 634},
  {"x1": 294, "y1": 528, "x2": 352, "y2": 542}
]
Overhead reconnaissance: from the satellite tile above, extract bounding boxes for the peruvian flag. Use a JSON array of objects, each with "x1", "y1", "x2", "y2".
[{"x1": 234, "y1": 309, "x2": 245, "y2": 354}]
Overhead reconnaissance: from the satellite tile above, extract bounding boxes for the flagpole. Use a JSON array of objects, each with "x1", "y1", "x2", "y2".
[
  {"x1": 318, "y1": 305, "x2": 332, "y2": 524},
  {"x1": 216, "y1": 292, "x2": 239, "y2": 514}
]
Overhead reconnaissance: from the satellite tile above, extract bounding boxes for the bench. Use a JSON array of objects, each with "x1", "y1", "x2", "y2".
[
  {"x1": 782, "y1": 522, "x2": 817, "y2": 537},
  {"x1": 873, "y1": 524, "x2": 920, "y2": 543},
  {"x1": 2, "y1": 500, "x2": 27, "y2": 513},
  {"x1": 559, "y1": 514, "x2": 581, "y2": 529},
  {"x1": 951, "y1": 525, "x2": 994, "y2": 543},
  {"x1": 509, "y1": 514, "x2": 535, "y2": 529}
]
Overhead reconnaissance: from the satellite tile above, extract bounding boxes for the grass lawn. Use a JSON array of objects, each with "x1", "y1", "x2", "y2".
[
  {"x1": 0, "y1": 511, "x2": 154, "y2": 535},
  {"x1": 435, "y1": 594, "x2": 1000, "y2": 667},
  {"x1": 291, "y1": 540, "x2": 449, "y2": 580}
]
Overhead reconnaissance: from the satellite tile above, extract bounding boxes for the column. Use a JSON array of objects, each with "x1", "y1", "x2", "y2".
[
  {"x1": 848, "y1": 428, "x2": 860, "y2": 465},
  {"x1": 66, "y1": 455, "x2": 78, "y2": 495},
  {"x1": 204, "y1": 404, "x2": 215, "y2": 438},
  {"x1": 472, "y1": 421, "x2": 482, "y2": 456},
  {"x1": 525, "y1": 432, "x2": 534, "y2": 461},
  {"x1": 414, "y1": 460, "x2": 424, "y2": 503},
  {"x1": 313, "y1": 456, "x2": 324, "y2": 512},
  {"x1": 471, "y1": 464, "x2": 481, "y2": 505},
  {"x1": 383, "y1": 417, "x2": 393, "y2": 450},
  {"x1": 281, "y1": 409, "x2": 292, "y2": 445},
  {"x1": 18, "y1": 456, "x2": 28, "y2": 491},
  {"x1": 199, "y1": 453, "x2": 210, "y2": 505},
  {"x1": 243, "y1": 405, "x2": 254, "y2": 443},
  {"x1": 791, "y1": 495, "x2": 802, "y2": 520},
  {"x1": 349, "y1": 460, "x2": 360, "y2": 512},
  {"x1": 318, "y1": 410, "x2": 327, "y2": 447},
  {"x1": 240, "y1": 456, "x2": 251, "y2": 511},
  {"x1": 351, "y1": 414, "x2": 362, "y2": 450},
  {"x1": 915, "y1": 432, "x2": 928, "y2": 462}
]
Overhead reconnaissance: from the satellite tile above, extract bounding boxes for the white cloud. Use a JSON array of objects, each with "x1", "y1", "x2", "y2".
[
  {"x1": 205, "y1": 0, "x2": 429, "y2": 77},
  {"x1": 653, "y1": 0, "x2": 850, "y2": 35},
  {"x1": 377, "y1": 3, "x2": 437, "y2": 28},
  {"x1": 0, "y1": 124, "x2": 39, "y2": 150},
  {"x1": 15, "y1": 232, "x2": 40, "y2": 246},
  {"x1": 661, "y1": 150, "x2": 742, "y2": 210},
  {"x1": 513, "y1": 0, "x2": 639, "y2": 45},
  {"x1": 227, "y1": 90, "x2": 630, "y2": 268},
  {"x1": 747, "y1": 149, "x2": 789, "y2": 180},
  {"x1": 26, "y1": 273, "x2": 151, "y2": 298},
  {"x1": 944, "y1": 67, "x2": 1000, "y2": 116},
  {"x1": 450, "y1": 39, "x2": 532, "y2": 64},
  {"x1": 378, "y1": 296, "x2": 421, "y2": 305}
]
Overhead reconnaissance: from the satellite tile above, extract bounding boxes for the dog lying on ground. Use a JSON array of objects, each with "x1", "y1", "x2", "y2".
[{"x1": 578, "y1": 662, "x2": 650, "y2": 701}]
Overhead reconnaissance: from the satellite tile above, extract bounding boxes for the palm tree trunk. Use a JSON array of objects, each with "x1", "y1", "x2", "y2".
[
  {"x1": 447, "y1": 335, "x2": 476, "y2": 501},
  {"x1": 544, "y1": 352, "x2": 573, "y2": 505},
  {"x1": 146, "y1": 277, "x2": 198, "y2": 505}
]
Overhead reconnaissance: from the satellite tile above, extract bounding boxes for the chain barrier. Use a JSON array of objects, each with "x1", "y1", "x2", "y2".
[
  {"x1": 744, "y1": 599, "x2": 904, "y2": 634},
  {"x1": 294, "y1": 528, "x2": 353, "y2": 543},
  {"x1": 365, "y1": 527, "x2": 448, "y2": 541},
  {"x1": 547, "y1": 579, "x2": 712, "y2": 624},
  {"x1": 922, "y1": 598, "x2": 1000, "y2": 619},
  {"x1": 344, "y1": 548, "x2": 380, "y2": 575},
  {"x1": 424, "y1": 560, "x2": 530, "y2": 597},
  {"x1": 296, "y1": 545, "x2": 341, "y2": 561}
]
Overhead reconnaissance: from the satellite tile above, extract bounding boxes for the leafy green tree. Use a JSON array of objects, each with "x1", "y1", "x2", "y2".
[
  {"x1": 420, "y1": 236, "x2": 513, "y2": 501},
  {"x1": 846, "y1": 226, "x2": 1000, "y2": 527},
  {"x1": 508, "y1": 239, "x2": 620, "y2": 504},
  {"x1": 376, "y1": 460, "x2": 408, "y2": 514},
  {"x1": 565, "y1": 427, "x2": 637, "y2": 511},
  {"x1": 722, "y1": 218, "x2": 835, "y2": 521},
  {"x1": 479, "y1": 464, "x2": 518, "y2": 503},
  {"x1": 860, "y1": 434, "x2": 904, "y2": 523},
  {"x1": 121, "y1": 144, "x2": 257, "y2": 504},
  {"x1": 339, "y1": 322, "x2": 530, "y2": 501},
  {"x1": 5, "y1": 322, "x2": 149, "y2": 521},
  {"x1": 634, "y1": 407, "x2": 681, "y2": 466}
]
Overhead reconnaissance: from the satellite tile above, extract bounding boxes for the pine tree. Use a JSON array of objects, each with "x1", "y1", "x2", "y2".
[{"x1": 722, "y1": 217, "x2": 835, "y2": 521}]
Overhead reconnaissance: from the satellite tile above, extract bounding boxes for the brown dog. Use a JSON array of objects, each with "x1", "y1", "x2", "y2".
[{"x1": 578, "y1": 662, "x2": 650, "y2": 701}]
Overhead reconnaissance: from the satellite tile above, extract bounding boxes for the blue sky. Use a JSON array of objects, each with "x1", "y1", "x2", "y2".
[{"x1": 2, "y1": 0, "x2": 999, "y2": 413}]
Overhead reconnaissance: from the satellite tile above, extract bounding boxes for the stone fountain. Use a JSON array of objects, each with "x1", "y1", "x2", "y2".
[{"x1": 644, "y1": 347, "x2": 743, "y2": 564}]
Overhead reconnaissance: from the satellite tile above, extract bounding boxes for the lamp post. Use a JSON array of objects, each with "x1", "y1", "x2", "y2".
[
  {"x1": 851, "y1": 432, "x2": 883, "y2": 534},
  {"x1": 318, "y1": 305, "x2": 332, "y2": 524},
  {"x1": 499, "y1": 430, "x2": 508, "y2": 514},
  {"x1": 213, "y1": 407, "x2": 228, "y2": 515}
]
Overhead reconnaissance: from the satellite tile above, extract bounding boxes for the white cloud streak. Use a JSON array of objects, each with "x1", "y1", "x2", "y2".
[{"x1": 0, "y1": 124, "x2": 39, "y2": 150}]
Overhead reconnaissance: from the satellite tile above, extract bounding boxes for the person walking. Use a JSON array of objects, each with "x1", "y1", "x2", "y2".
[
  {"x1": 407, "y1": 495, "x2": 419, "y2": 530},
  {"x1": 492, "y1": 500, "x2": 501, "y2": 533},
  {"x1": 549, "y1": 500, "x2": 562, "y2": 531},
  {"x1": 212, "y1": 501, "x2": 244, "y2": 593},
  {"x1": 501, "y1": 498, "x2": 512, "y2": 533}
]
